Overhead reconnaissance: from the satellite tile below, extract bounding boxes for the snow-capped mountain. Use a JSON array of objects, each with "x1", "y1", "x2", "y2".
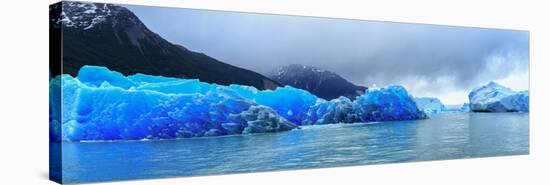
[
  {"x1": 267, "y1": 64, "x2": 366, "y2": 100},
  {"x1": 51, "y1": 2, "x2": 116, "y2": 30},
  {"x1": 49, "y1": 1, "x2": 279, "y2": 90}
]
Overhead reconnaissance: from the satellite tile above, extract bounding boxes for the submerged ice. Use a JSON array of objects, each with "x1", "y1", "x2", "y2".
[{"x1": 51, "y1": 66, "x2": 425, "y2": 141}]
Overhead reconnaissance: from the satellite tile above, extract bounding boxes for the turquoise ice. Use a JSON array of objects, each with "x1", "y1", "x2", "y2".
[{"x1": 51, "y1": 66, "x2": 426, "y2": 141}]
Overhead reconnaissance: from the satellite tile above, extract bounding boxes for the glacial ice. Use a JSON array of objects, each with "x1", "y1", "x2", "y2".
[
  {"x1": 459, "y1": 103, "x2": 470, "y2": 112},
  {"x1": 468, "y1": 82, "x2": 529, "y2": 112},
  {"x1": 49, "y1": 76, "x2": 62, "y2": 142},
  {"x1": 303, "y1": 86, "x2": 427, "y2": 124},
  {"x1": 231, "y1": 105, "x2": 299, "y2": 134},
  {"x1": 353, "y1": 86, "x2": 427, "y2": 122},
  {"x1": 414, "y1": 97, "x2": 446, "y2": 114},
  {"x1": 255, "y1": 86, "x2": 318, "y2": 124},
  {"x1": 304, "y1": 96, "x2": 355, "y2": 125},
  {"x1": 51, "y1": 66, "x2": 425, "y2": 141}
]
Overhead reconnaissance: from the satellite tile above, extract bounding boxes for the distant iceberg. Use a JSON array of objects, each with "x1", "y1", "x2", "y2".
[
  {"x1": 51, "y1": 66, "x2": 426, "y2": 141},
  {"x1": 459, "y1": 103, "x2": 470, "y2": 112},
  {"x1": 468, "y1": 82, "x2": 529, "y2": 112},
  {"x1": 414, "y1": 97, "x2": 446, "y2": 114}
]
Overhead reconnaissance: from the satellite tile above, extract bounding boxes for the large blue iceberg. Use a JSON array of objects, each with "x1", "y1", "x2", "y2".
[
  {"x1": 414, "y1": 97, "x2": 446, "y2": 114},
  {"x1": 303, "y1": 86, "x2": 427, "y2": 124},
  {"x1": 51, "y1": 66, "x2": 426, "y2": 141},
  {"x1": 468, "y1": 82, "x2": 529, "y2": 112},
  {"x1": 353, "y1": 86, "x2": 427, "y2": 122}
]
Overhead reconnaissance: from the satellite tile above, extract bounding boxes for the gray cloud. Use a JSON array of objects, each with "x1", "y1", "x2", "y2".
[{"x1": 126, "y1": 5, "x2": 529, "y2": 104}]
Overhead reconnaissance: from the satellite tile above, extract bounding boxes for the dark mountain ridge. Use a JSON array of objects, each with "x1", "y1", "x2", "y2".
[
  {"x1": 268, "y1": 64, "x2": 367, "y2": 100},
  {"x1": 50, "y1": 1, "x2": 279, "y2": 90}
]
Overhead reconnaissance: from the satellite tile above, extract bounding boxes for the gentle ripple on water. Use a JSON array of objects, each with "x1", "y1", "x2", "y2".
[{"x1": 59, "y1": 112, "x2": 529, "y2": 183}]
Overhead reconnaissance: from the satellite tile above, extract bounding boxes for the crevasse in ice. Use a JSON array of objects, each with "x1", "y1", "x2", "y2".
[{"x1": 51, "y1": 66, "x2": 425, "y2": 141}]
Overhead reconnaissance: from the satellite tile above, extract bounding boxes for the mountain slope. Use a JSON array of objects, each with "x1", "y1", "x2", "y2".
[
  {"x1": 49, "y1": 2, "x2": 279, "y2": 90},
  {"x1": 267, "y1": 64, "x2": 367, "y2": 100}
]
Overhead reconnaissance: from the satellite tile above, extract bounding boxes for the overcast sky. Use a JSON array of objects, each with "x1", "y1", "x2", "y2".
[{"x1": 126, "y1": 5, "x2": 529, "y2": 105}]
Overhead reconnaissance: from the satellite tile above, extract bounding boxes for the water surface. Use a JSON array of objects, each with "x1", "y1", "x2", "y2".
[{"x1": 61, "y1": 113, "x2": 529, "y2": 183}]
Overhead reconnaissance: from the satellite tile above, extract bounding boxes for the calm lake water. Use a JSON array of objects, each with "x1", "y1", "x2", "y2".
[{"x1": 59, "y1": 112, "x2": 529, "y2": 183}]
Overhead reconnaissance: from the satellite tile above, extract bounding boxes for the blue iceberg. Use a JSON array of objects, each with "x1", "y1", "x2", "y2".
[
  {"x1": 304, "y1": 86, "x2": 427, "y2": 124},
  {"x1": 49, "y1": 76, "x2": 62, "y2": 142},
  {"x1": 468, "y1": 82, "x2": 529, "y2": 112},
  {"x1": 414, "y1": 97, "x2": 446, "y2": 114},
  {"x1": 255, "y1": 86, "x2": 319, "y2": 125},
  {"x1": 304, "y1": 97, "x2": 355, "y2": 125},
  {"x1": 353, "y1": 86, "x2": 427, "y2": 122},
  {"x1": 51, "y1": 66, "x2": 426, "y2": 141},
  {"x1": 459, "y1": 103, "x2": 470, "y2": 112}
]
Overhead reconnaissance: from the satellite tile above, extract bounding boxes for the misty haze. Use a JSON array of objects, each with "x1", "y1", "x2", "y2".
[{"x1": 127, "y1": 5, "x2": 529, "y2": 105}]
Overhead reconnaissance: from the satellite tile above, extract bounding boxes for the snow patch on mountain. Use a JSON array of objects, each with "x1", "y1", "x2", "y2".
[{"x1": 51, "y1": 2, "x2": 117, "y2": 30}]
